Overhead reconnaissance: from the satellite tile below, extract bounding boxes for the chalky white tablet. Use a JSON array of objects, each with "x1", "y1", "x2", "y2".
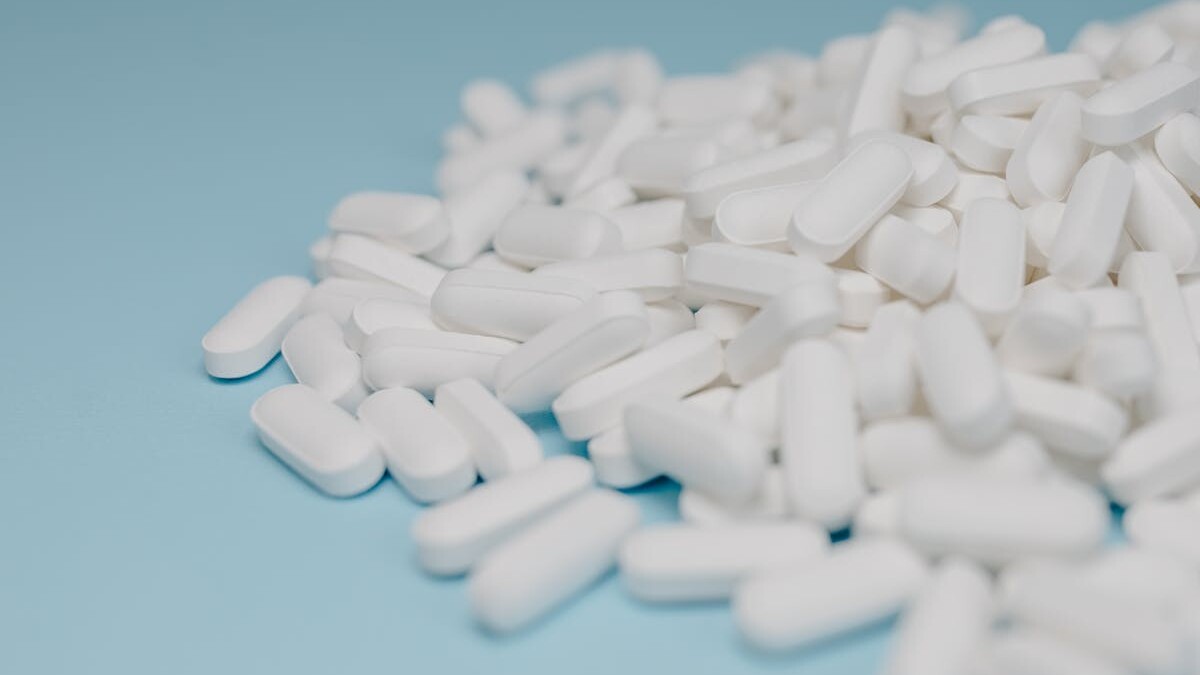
[
  {"x1": 788, "y1": 141, "x2": 913, "y2": 262},
  {"x1": 643, "y1": 299, "x2": 695, "y2": 346},
  {"x1": 855, "y1": 214, "x2": 956, "y2": 304},
  {"x1": 897, "y1": 476, "x2": 1109, "y2": 565},
  {"x1": 854, "y1": 301, "x2": 922, "y2": 423},
  {"x1": 605, "y1": 199, "x2": 685, "y2": 251},
  {"x1": 410, "y1": 456, "x2": 593, "y2": 575},
  {"x1": 326, "y1": 234, "x2": 446, "y2": 298},
  {"x1": 1124, "y1": 499, "x2": 1200, "y2": 567},
  {"x1": 469, "y1": 489, "x2": 640, "y2": 633},
  {"x1": 281, "y1": 314, "x2": 369, "y2": 411},
  {"x1": 309, "y1": 235, "x2": 333, "y2": 279},
  {"x1": 431, "y1": 268, "x2": 597, "y2": 342},
  {"x1": 202, "y1": 276, "x2": 311, "y2": 378},
  {"x1": 426, "y1": 170, "x2": 530, "y2": 267},
  {"x1": 1105, "y1": 22, "x2": 1174, "y2": 79},
  {"x1": 1079, "y1": 546, "x2": 1200, "y2": 614},
  {"x1": 997, "y1": 289, "x2": 1091, "y2": 376},
  {"x1": 327, "y1": 192, "x2": 449, "y2": 254},
  {"x1": 1154, "y1": 112, "x2": 1200, "y2": 194},
  {"x1": 951, "y1": 115, "x2": 1028, "y2": 174},
  {"x1": 534, "y1": 249, "x2": 683, "y2": 301},
  {"x1": 947, "y1": 53, "x2": 1102, "y2": 116},
  {"x1": 883, "y1": 558, "x2": 994, "y2": 675},
  {"x1": 1073, "y1": 331, "x2": 1157, "y2": 400},
  {"x1": 434, "y1": 378, "x2": 542, "y2": 481},
  {"x1": 733, "y1": 538, "x2": 929, "y2": 651},
  {"x1": 616, "y1": 135, "x2": 720, "y2": 197},
  {"x1": 779, "y1": 340, "x2": 866, "y2": 530},
  {"x1": 625, "y1": 398, "x2": 769, "y2": 504},
  {"x1": 889, "y1": 204, "x2": 957, "y2": 246},
  {"x1": 974, "y1": 629, "x2": 1134, "y2": 675},
  {"x1": 531, "y1": 51, "x2": 619, "y2": 105},
  {"x1": 1081, "y1": 61, "x2": 1200, "y2": 146},
  {"x1": 1005, "y1": 371, "x2": 1129, "y2": 460},
  {"x1": 849, "y1": 132, "x2": 958, "y2": 207},
  {"x1": 917, "y1": 303, "x2": 1013, "y2": 450},
  {"x1": 615, "y1": 49, "x2": 663, "y2": 105},
  {"x1": 251, "y1": 384, "x2": 385, "y2": 498},
  {"x1": 936, "y1": 171, "x2": 1010, "y2": 219},
  {"x1": 343, "y1": 297, "x2": 437, "y2": 353},
  {"x1": 723, "y1": 281, "x2": 840, "y2": 384},
  {"x1": 461, "y1": 79, "x2": 526, "y2": 137},
  {"x1": 1076, "y1": 287, "x2": 1144, "y2": 331},
  {"x1": 361, "y1": 328, "x2": 516, "y2": 396},
  {"x1": 1118, "y1": 252, "x2": 1200, "y2": 368},
  {"x1": 954, "y1": 198, "x2": 1026, "y2": 334},
  {"x1": 492, "y1": 205, "x2": 623, "y2": 268},
  {"x1": 657, "y1": 76, "x2": 773, "y2": 127},
  {"x1": 836, "y1": 269, "x2": 890, "y2": 328},
  {"x1": 840, "y1": 25, "x2": 918, "y2": 140},
  {"x1": 436, "y1": 111, "x2": 566, "y2": 194},
  {"x1": 730, "y1": 369, "x2": 780, "y2": 446},
  {"x1": 1006, "y1": 92, "x2": 1091, "y2": 207},
  {"x1": 566, "y1": 105, "x2": 658, "y2": 198},
  {"x1": 494, "y1": 291, "x2": 649, "y2": 413},
  {"x1": 818, "y1": 33, "x2": 871, "y2": 86},
  {"x1": 682, "y1": 138, "x2": 838, "y2": 221},
  {"x1": 683, "y1": 242, "x2": 833, "y2": 307},
  {"x1": 677, "y1": 466, "x2": 792, "y2": 525},
  {"x1": 552, "y1": 330, "x2": 723, "y2": 440},
  {"x1": 301, "y1": 278, "x2": 426, "y2": 325},
  {"x1": 1103, "y1": 411, "x2": 1200, "y2": 504},
  {"x1": 695, "y1": 301, "x2": 756, "y2": 342},
  {"x1": 712, "y1": 182, "x2": 814, "y2": 250},
  {"x1": 1113, "y1": 142, "x2": 1200, "y2": 272},
  {"x1": 357, "y1": 387, "x2": 476, "y2": 503},
  {"x1": 619, "y1": 523, "x2": 829, "y2": 602}
]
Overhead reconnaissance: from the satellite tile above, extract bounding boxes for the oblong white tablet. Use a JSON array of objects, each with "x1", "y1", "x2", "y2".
[
  {"x1": 619, "y1": 523, "x2": 829, "y2": 602},
  {"x1": 916, "y1": 302, "x2": 1013, "y2": 450},
  {"x1": 947, "y1": 53, "x2": 1102, "y2": 116},
  {"x1": 1124, "y1": 499, "x2": 1200, "y2": 567},
  {"x1": 788, "y1": 141, "x2": 914, "y2": 262},
  {"x1": 1154, "y1": 112, "x2": 1200, "y2": 195},
  {"x1": 327, "y1": 192, "x2": 449, "y2": 254},
  {"x1": 436, "y1": 111, "x2": 566, "y2": 194},
  {"x1": 643, "y1": 299, "x2": 695, "y2": 346},
  {"x1": 891, "y1": 205, "x2": 958, "y2": 246},
  {"x1": 1081, "y1": 61, "x2": 1200, "y2": 146},
  {"x1": 1005, "y1": 371, "x2": 1129, "y2": 461},
  {"x1": 682, "y1": 138, "x2": 838, "y2": 221},
  {"x1": 326, "y1": 234, "x2": 446, "y2": 298},
  {"x1": 357, "y1": 387, "x2": 476, "y2": 503},
  {"x1": 606, "y1": 198, "x2": 685, "y2": 251},
  {"x1": 434, "y1": 378, "x2": 542, "y2": 481},
  {"x1": 343, "y1": 297, "x2": 437, "y2": 353},
  {"x1": 410, "y1": 455, "x2": 593, "y2": 576},
  {"x1": 202, "y1": 276, "x2": 312, "y2": 378},
  {"x1": 695, "y1": 301, "x2": 756, "y2": 342},
  {"x1": 733, "y1": 538, "x2": 929, "y2": 651},
  {"x1": 1120, "y1": 142, "x2": 1200, "y2": 273},
  {"x1": 1105, "y1": 22, "x2": 1174, "y2": 80},
  {"x1": 250, "y1": 384, "x2": 385, "y2": 497},
  {"x1": 854, "y1": 300, "x2": 921, "y2": 421},
  {"x1": 617, "y1": 135, "x2": 720, "y2": 198},
  {"x1": 281, "y1": 313, "x2": 369, "y2": 411},
  {"x1": 552, "y1": 330, "x2": 723, "y2": 441},
  {"x1": 723, "y1": 281, "x2": 841, "y2": 384},
  {"x1": 883, "y1": 558, "x2": 994, "y2": 675},
  {"x1": 1118, "y1": 252, "x2": 1200, "y2": 368},
  {"x1": 301, "y1": 278, "x2": 426, "y2": 325},
  {"x1": 677, "y1": 465, "x2": 792, "y2": 526},
  {"x1": 494, "y1": 291, "x2": 649, "y2": 413},
  {"x1": 427, "y1": 170, "x2": 530, "y2": 267},
  {"x1": 494, "y1": 205, "x2": 623, "y2": 268},
  {"x1": 657, "y1": 76, "x2": 772, "y2": 127},
  {"x1": 780, "y1": 340, "x2": 866, "y2": 530},
  {"x1": 469, "y1": 489, "x2": 640, "y2": 634},
  {"x1": 431, "y1": 268, "x2": 597, "y2": 342},
  {"x1": 898, "y1": 476, "x2": 1109, "y2": 565},
  {"x1": 625, "y1": 398, "x2": 769, "y2": 504},
  {"x1": 974, "y1": 628, "x2": 1133, "y2": 675},
  {"x1": 565, "y1": 104, "x2": 657, "y2": 198},
  {"x1": 361, "y1": 328, "x2": 517, "y2": 396},
  {"x1": 840, "y1": 25, "x2": 919, "y2": 139},
  {"x1": 855, "y1": 213, "x2": 956, "y2": 304},
  {"x1": 713, "y1": 182, "x2": 815, "y2": 250},
  {"x1": 997, "y1": 289, "x2": 1091, "y2": 377},
  {"x1": 461, "y1": 79, "x2": 526, "y2": 137},
  {"x1": 1006, "y1": 92, "x2": 1091, "y2": 207},
  {"x1": 951, "y1": 115, "x2": 1028, "y2": 174},
  {"x1": 684, "y1": 242, "x2": 834, "y2": 307},
  {"x1": 534, "y1": 248, "x2": 683, "y2": 301},
  {"x1": 1073, "y1": 331, "x2": 1157, "y2": 400},
  {"x1": 1102, "y1": 411, "x2": 1200, "y2": 504},
  {"x1": 849, "y1": 131, "x2": 958, "y2": 206},
  {"x1": 937, "y1": 171, "x2": 1010, "y2": 219},
  {"x1": 954, "y1": 198, "x2": 1026, "y2": 334}
]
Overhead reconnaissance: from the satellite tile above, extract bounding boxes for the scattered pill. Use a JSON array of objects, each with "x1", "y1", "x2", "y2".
[{"x1": 202, "y1": 276, "x2": 312, "y2": 378}]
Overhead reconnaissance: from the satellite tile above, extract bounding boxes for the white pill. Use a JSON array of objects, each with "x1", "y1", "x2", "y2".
[
  {"x1": 1136, "y1": 366, "x2": 1200, "y2": 422},
  {"x1": 202, "y1": 276, "x2": 311, "y2": 378},
  {"x1": 1124, "y1": 499, "x2": 1200, "y2": 567},
  {"x1": 617, "y1": 135, "x2": 720, "y2": 198},
  {"x1": 724, "y1": 281, "x2": 840, "y2": 384},
  {"x1": 779, "y1": 340, "x2": 866, "y2": 530},
  {"x1": 929, "y1": 108, "x2": 958, "y2": 148},
  {"x1": 434, "y1": 378, "x2": 542, "y2": 481},
  {"x1": 841, "y1": 26, "x2": 919, "y2": 140},
  {"x1": 851, "y1": 492, "x2": 902, "y2": 538},
  {"x1": 997, "y1": 289, "x2": 1091, "y2": 376},
  {"x1": 552, "y1": 330, "x2": 723, "y2": 440},
  {"x1": 938, "y1": 171, "x2": 1010, "y2": 220},
  {"x1": 890, "y1": 204, "x2": 958, "y2": 246},
  {"x1": 788, "y1": 141, "x2": 913, "y2": 262},
  {"x1": 535, "y1": 249, "x2": 683, "y2": 301},
  {"x1": 495, "y1": 291, "x2": 649, "y2": 413},
  {"x1": 836, "y1": 269, "x2": 890, "y2": 329},
  {"x1": 301, "y1": 278, "x2": 426, "y2": 325},
  {"x1": 897, "y1": 476, "x2": 1108, "y2": 565},
  {"x1": 326, "y1": 234, "x2": 446, "y2": 298},
  {"x1": 975, "y1": 628, "x2": 1134, "y2": 675},
  {"x1": 1113, "y1": 142, "x2": 1200, "y2": 272},
  {"x1": 309, "y1": 235, "x2": 333, "y2": 279},
  {"x1": 1154, "y1": 112, "x2": 1200, "y2": 195},
  {"x1": 1022, "y1": 201, "x2": 1064, "y2": 269},
  {"x1": 250, "y1": 384, "x2": 385, "y2": 497},
  {"x1": 1076, "y1": 287, "x2": 1144, "y2": 331},
  {"x1": 819, "y1": 33, "x2": 871, "y2": 86},
  {"x1": 733, "y1": 537, "x2": 929, "y2": 651},
  {"x1": 1081, "y1": 61, "x2": 1200, "y2": 146},
  {"x1": 493, "y1": 205, "x2": 622, "y2": 268},
  {"x1": 778, "y1": 89, "x2": 842, "y2": 140},
  {"x1": 356, "y1": 387, "x2": 476, "y2": 503},
  {"x1": 683, "y1": 242, "x2": 834, "y2": 309},
  {"x1": 343, "y1": 298, "x2": 437, "y2": 353},
  {"x1": 410, "y1": 455, "x2": 592, "y2": 576},
  {"x1": 677, "y1": 465, "x2": 793, "y2": 525},
  {"x1": 902, "y1": 22, "x2": 1047, "y2": 116},
  {"x1": 620, "y1": 523, "x2": 829, "y2": 603},
  {"x1": 1103, "y1": 411, "x2": 1200, "y2": 504},
  {"x1": 1079, "y1": 546, "x2": 1200, "y2": 614},
  {"x1": 855, "y1": 213, "x2": 956, "y2": 304},
  {"x1": 281, "y1": 314, "x2": 369, "y2": 411},
  {"x1": 730, "y1": 368, "x2": 780, "y2": 447},
  {"x1": 1073, "y1": 331, "x2": 1158, "y2": 400},
  {"x1": 861, "y1": 417, "x2": 1050, "y2": 490},
  {"x1": 1005, "y1": 371, "x2": 1129, "y2": 461},
  {"x1": 883, "y1": 557, "x2": 994, "y2": 675},
  {"x1": 917, "y1": 302, "x2": 1013, "y2": 450},
  {"x1": 531, "y1": 51, "x2": 620, "y2": 105},
  {"x1": 1119, "y1": 251, "x2": 1200, "y2": 368},
  {"x1": 469, "y1": 489, "x2": 639, "y2": 633},
  {"x1": 850, "y1": 131, "x2": 958, "y2": 207},
  {"x1": 361, "y1": 328, "x2": 516, "y2": 396},
  {"x1": 695, "y1": 301, "x2": 756, "y2": 342},
  {"x1": 682, "y1": 138, "x2": 838, "y2": 221},
  {"x1": 437, "y1": 111, "x2": 566, "y2": 194},
  {"x1": 952, "y1": 115, "x2": 1027, "y2": 174},
  {"x1": 658, "y1": 75, "x2": 773, "y2": 127},
  {"x1": 566, "y1": 105, "x2": 658, "y2": 198},
  {"x1": 430, "y1": 268, "x2": 596, "y2": 342},
  {"x1": 461, "y1": 79, "x2": 526, "y2": 137},
  {"x1": 606, "y1": 198, "x2": 685, "y2": 251},
  {"x1": 626, "y1": 398, "x2": 768, "y2": 504},
  {"x1": 955, "y1": 198, "x2": 1026, "y2": 334},
  {"x1": 947, "y1": 53, "x2": 1102, "y2": 116},
  {"x1": 712, "y1": 182, "x2": 814, "y2": 250},
  {"x1": 643, "y1": 299, "x2": 695, "y2": 346},
  {"x1": 1007, "y1": 92, "x2": 1091, "y2": 207},
  {"x1": 426, "y1": 170, "x2": 530, "y2": 268},
  {"x1": 614, "y1": 49, "x2": 664, "y2": 105},
  {"x1": 327, "y1": 192, "x2": 449, "y2": 254},
  {"x1": 563, "y1": 177, "x2": 637, "y2": 213},
  {"x1": 1106, "y1": 23, "x2": 1175, "y2": 79},
  {"x1": 854, "y1": 300, "x2": 921, "y2": 421},
  {"x1": 1072, "y1": 19, "x2": 1123, "y2": 62}
]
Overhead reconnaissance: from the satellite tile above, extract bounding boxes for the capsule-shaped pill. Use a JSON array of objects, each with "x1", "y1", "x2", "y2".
[
  {"x1": 1006, "y1": 371, "x2": 1129, "y2": 461},
  {"x1": 493, "y1": 205, "x2": 623, "y2": 268},
  {"x1": 280, "y1": 314, "x2": 369, "y2": 411},
  {"x1": 954, "y1": 198, "x2": 1026, "y2": 335},
  {"x1": 724, "y1": 281, "x2": 841, "y2": 384},
  {"x1": 883, "y1": 558, "x2": 994, "y2": 675},
  {"x1": 840, "y1": 26, "x2": 919, "y2": 140},
  {"x1": 1081, "y1": 61, "x2": 1200, "y2": 147},
  {"x1": 1113, "y1": 142, "x2": 1200, "y2": 273},
  {"x1": 431, "y1": 268, "x2": 597, "y2": 342},
  {"x1": 427, "y1": 170, "x2": 529, "y2": 268},
  {"x1": 1103, "y1": 411, "x2": 1200, "y2": 504},
  {"x1": 947, "y1": 53, "x2": 1102, "y2": 116},
  {"x1": 849, "y1": 131, "x2": 958, "y2": 207},
  {"x1": 1124, "y1": 499, "x2": 1200, "y2": 567},
  {"x1": 460, "y1": 79, "x2": 526, "y2": 138},
  {"x1": 713, "y1": 182, "x2": 815, "y2": 250},
  {"x1": 202, "y1": 276, "x2": 312, "y2": 378},
  {"x1": 683, "y1": 139, "x2": 838, "y2": 221},
  {"x1": 1006, "y1": 92, "x2": 1091, "y2": 207},
  {"x1": 1118, "y1": 252, "x2": 1199, "y2": 368},
  {"x1": 534, "y1": 248, "x2": 683, "y2": 301},
  {"x1": 951, "y1": 114, "x2": 1027, "y2": 174},
  {"x1": 326, "y1": 234, "x2": 446, "y2": 298},
  {"x1": 855, "y1": 214, "x2": 956, "y2": 304},
  {"x1": 1154, "y1": 112, "x2": 1200, "y2": 195},
  {"x1": 327, "y1": 192, "x2": 449, "y2": 254},
  {"x1": 684, "y1": 242, "x2": 833, "y2": 307},
  {"x1": 434, "y1": 378, "x2": 542, "y2": 481},
  {"x1": 361, "y1": 328, "x2": 516, "y2": 396}
]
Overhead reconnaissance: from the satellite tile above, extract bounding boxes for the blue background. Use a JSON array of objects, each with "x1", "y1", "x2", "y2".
[{"x1": 0, "y1": 1, "x2": 1151, "y2": 672}]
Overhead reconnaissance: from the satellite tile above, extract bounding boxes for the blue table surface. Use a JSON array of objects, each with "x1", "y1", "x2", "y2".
[{"x1": 0, "y1": 1, "x2": 1152, "y2": 672}]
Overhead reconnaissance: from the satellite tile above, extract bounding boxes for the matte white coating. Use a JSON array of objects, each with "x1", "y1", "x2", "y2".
[
  {"x1": 606, "y1": 198, "x2": 685, "y2": 251},
  {"x1": 891, "y1": 205, "x2": 958, "y2": 246},
  {"x1": 1124, "y1": 498, "x2": 1200, "y2": 567},
  {"x1": 695, "y1": 300, "x2": 757, "y2": 342},
  {"x1": 854, "y1": 301, "x2": 921, "y2": 421},
  {"x1": 202, "y1": 276, "x2": 312, "y2": 378},
  {"x1": 437, "y1": 111, "x2": 566, "y2": 194},
  {"x1": 855, "y1": 214, "x2": 956, "y2": 304},
  {"x1": 677, "y1": 465, "x2": 793, "y2": 526},
  {"x1": 1073, "y1": 331, "x2": 1158, "y2": 400},
  {"x1": 998, "y1": 289, "x2": 1091, "y2": 376},
  {"x1": 534, "y1": 249, "x2": 683, "y2": 301},
  {"x1": 951, "y1": 115, "x2": 1028, "y2": 174},
  {"x1": 1113, "y1": 141, "x2": 1200, "y2": 272},
  {"x1": 617, "y1": 135, "x2": 720, "y2": 198},
  {"x1": 431, "y1": 268, "x2": 597, "y2": 342},
  {"x1": 947, "y1": 53, "x2": 1102, "y2": 116},
  {"x1": 841, "y1": 26, "x2": 919, "y2": 140},
  {"x1": 1006, "y1": 92, "x2": 1091, "y2": 207},
  {"x1": 343, "y1": 298, "x2": 437, "y2": 353},
  {"x1": 1081, "y1": 61, "x2": 1200, "y2": 146},
  {"x1": 657, "y1": 76, "x2": 772, "y2": 127},
  {"x1": 434, "y1": 378, "x2": 543, "y2": 481},
  {"x1": 713, "y1": 182, "x2": 815, "y2": 250},
  {"x1": 682, "y1": 139, "x2": 838, "y2": 221},
  {"x1": 427, "y1": 170, "x2": 530, "y2": 267},
  {"x1": 1154, "y1": 112, "x2": 1200, "y2": 194},
  {"x1": 974, "y1": 628, "x2": 1137, "y2": 675},
  {"x1": 492, "y1": 205, "x2": 623, "y2": 268},
  {"x1": 723, "y1": 281, "x2": 841, "y2": 384},
  {"x1": 684, "y1": 242, "x2": 834, "y2": 307},
  {"x1": 1103, "y1": 411, "x2": 1200, "y2": 504},
  {"x1": 954, "y1": 198, "x2": 1026, "y2": 334},
  {"x1": 326, "y1": 234, "x2": 446, "y2": 298},
  {"x1": 461, "y1": 79, "x2": 526, "y2": 137},
  {"x1": 281, "y1": 313, "x2": 369, "y2": 411},
  {"x1": 883, "y1": 558, "x2": 994, "y2": 675},
  {"x1": 566, "y1": 105, "x2": 657, "y2": 198},
  {"x1": 1118, "y1": 251, "x2": 1200, "y2": 368},
  {"x1": 938, "y1": 171, "x2": 1010, "y2": 219},
  {"x1": 327, "y1": 192, "x2": 449, "y2": 254},
  {"x1": 1105, "y1": 22, "x2": 1174, "y2": 79},
  {"x1": 361, "y1": 328, "x2": 516, "y2": 396},
  {"x1": 1005, "y1": 371, "x2": 1129, "y2": 460},
  {"x1": 301, "y1": 278, "x2": 426, "y2": 325},
  {"x1": 850, "y1": 131, "x2": 958, "y2": 206},
  {"x1": 836, "y1": 269, "x2": 890, "y2": 329}
]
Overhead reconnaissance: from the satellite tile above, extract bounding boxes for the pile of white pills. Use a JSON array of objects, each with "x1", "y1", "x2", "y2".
[{"x1": 203, "y1": 2, "x2": 1200, "y2": 671}]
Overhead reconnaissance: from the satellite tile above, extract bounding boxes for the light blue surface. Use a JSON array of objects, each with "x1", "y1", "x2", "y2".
[{"x1": 0, "y1": 1, "x2": 1150, "y2": 672}]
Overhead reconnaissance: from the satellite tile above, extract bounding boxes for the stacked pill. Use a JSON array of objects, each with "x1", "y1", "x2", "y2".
[{"x1": 203, "y1": 2, "x2": 1200, "y2": 670}]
